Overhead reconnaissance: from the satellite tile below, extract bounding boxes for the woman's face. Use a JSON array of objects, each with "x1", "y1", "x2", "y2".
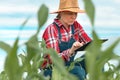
[{"x1": 60, "y1": 11, "x2": 77, "y2": 26}]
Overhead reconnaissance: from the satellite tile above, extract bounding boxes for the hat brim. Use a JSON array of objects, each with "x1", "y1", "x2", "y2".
[{"x1": 50, "y1": 8, "x2": 85, "y2": 14}]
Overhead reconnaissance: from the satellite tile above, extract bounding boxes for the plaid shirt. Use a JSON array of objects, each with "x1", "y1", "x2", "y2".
[{"x1": 42, "y1": 19, "x2": 91, "y2": 68}]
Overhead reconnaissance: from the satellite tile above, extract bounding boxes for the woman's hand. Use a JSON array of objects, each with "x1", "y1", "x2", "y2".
[{"x1": 69, "y1": 41, "x2": 84, "y2": 56}]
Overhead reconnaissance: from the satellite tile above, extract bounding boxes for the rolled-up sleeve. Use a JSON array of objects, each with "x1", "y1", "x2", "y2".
[{"x1": 42, "y1": 24, "x2": 70, "y2": 61}]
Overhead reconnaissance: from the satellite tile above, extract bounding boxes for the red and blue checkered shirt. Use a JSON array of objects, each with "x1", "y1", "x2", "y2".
[{"x1": 42, "y1": 19, "x2": 91, "y2": 68}]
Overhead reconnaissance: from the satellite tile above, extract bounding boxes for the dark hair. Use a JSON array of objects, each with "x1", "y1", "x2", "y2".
[{"x1": 56, "y1": 13, "x2": 61, "y2": 19}]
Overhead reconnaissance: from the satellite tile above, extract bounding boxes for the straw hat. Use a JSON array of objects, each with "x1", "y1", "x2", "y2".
[{"x1": 50, "y1": 0, "x2": 85, "y2": 14}]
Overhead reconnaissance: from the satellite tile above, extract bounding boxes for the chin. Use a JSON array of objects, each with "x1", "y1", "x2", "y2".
[{"x1": 69, "y1": 22, "x2": 74, "y2": 25}]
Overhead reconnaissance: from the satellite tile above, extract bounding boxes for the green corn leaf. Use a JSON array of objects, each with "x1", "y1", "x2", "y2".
[
  {"x1": 98, "y1": 38, "x2": 120, "y2": 65},
  {"x1": 26, "y1": 34, "x2": 40, "y2": 62},
  {"x1": 52, "y1": 67, "x2": 62, "y2": 80},
  {"x1": 83, "y1": 0, "x2": 95, "y2": 26},
  {"x1": 44, "y1": 48, "x2": 65, "y2": 73},
  {"x1": 0, "y1": 41, "x2": 11, "y2": 54},
  {"x1": 18, "y1": 53, "x2": 26, "y2": 66},
  {"x1": 20, "y1": 16, "x2": 31, "y2": 30},
  {"x1": 37, "y1": 4, "x2": 49, "y2": 33},
  {"x1": 85, "y1": 31, "x2": 103, "y2": 80},
  {"x1": 0, "y1": 71, "x2": 9, "y2": 80},
  {"x1": 44, "y1": 48, "x2": 78, "y2": 80},
  {"x1": 4, "y1": 37, "x2": 22, "y2": 80}
]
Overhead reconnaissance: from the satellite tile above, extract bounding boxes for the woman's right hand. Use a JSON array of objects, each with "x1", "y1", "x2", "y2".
[{"x1": 69, "y1": 41, "x2": 84, "y2": 56}]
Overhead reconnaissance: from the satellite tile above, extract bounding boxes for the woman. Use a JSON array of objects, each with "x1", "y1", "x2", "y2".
[{"x1": 42, "y1": 0, "x2": 92, "y2": 80}]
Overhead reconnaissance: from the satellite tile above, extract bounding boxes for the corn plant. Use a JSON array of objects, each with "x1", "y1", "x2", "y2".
[{"x1": 0, "y1": 0, "x2": 120, "y2": 80}]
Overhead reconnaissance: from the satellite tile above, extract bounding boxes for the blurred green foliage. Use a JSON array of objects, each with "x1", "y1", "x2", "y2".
[{"x1": 0, "y1": 0, "x2": 120, "y2": 80}]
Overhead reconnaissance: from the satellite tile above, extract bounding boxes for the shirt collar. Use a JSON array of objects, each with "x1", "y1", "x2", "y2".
[{"x1": 54, "y1": 18, "x2": 64, "y2": 27}]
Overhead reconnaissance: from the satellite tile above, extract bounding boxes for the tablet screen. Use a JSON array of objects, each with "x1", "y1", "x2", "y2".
[{"x1": 75, "y1": 39, "x2": 108, "y2": 52}]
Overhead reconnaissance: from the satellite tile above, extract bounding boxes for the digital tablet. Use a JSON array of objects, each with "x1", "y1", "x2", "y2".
[{"x1": 75, "y1": 39, "x2": 108, "y2": 52}]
